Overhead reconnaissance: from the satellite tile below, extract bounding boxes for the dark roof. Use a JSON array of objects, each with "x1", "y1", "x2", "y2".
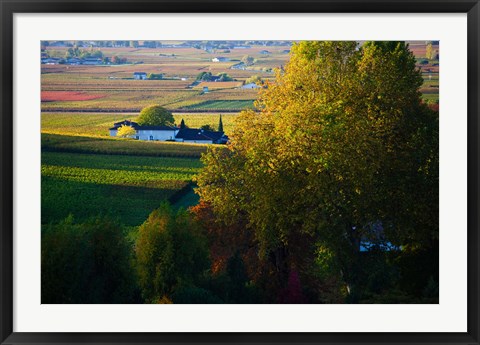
[
  {"x1": 203, "y1": 130, "x2": 226, "y2": 142},
  {"x1": 113, "y1": 120, "x2": 138, "y2": 127},
  {"x1": 134, "y1": 72, "x2": 147, "y2": 75},
  {"x1": 175, "y1": 128, "x2": 226, "y2": 142}
]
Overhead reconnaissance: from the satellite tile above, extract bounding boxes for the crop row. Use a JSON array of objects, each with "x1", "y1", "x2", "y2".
[
  {"x1": 41, "y1": 89, "x2": 199, "y2": 111},
  {"x1": 43, "y1": 151, "x2": 202, "y2": 176},
  {"x1": 181, "y1": 100, "x2": 255, "y2": 111},
  {"x1": 42, "y1": 133, "x2": 209, "y2": 158},
  {"x1": 41, "y1": 151, "x2": 202, "y2": 226},
  {"x1": 42, "y1": 175, "x2": 186, "y2": 226},
  {"x1": 42, "y1": 91, "x2": 108, "y2": 102}
]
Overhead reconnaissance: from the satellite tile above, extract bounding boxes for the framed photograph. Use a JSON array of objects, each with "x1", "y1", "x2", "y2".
[{"x1": 1, "y1": 0, "x2": 479, "y2": 344}]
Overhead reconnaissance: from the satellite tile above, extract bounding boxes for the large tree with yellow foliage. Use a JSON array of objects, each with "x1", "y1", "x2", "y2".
[{"x1": 195, "y1": 41, "x2": 438, "y2": 302}]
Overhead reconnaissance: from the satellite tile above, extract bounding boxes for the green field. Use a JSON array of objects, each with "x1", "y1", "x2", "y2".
[
  {"x1": 421, "y1": 93, "x2": 439, "y2": 103},
  {"x1": 42, "y1": 151, "x2": 202, "y2": 226},
  {"x1": 181, "y1": 100, "x2": 255, "y2": 111},
  {"x1": 42, "y1": 133, "x2": 210, "y2": 158},
  {"x1": 42, "y1": 113, "x2": 131, "y2": 136}
]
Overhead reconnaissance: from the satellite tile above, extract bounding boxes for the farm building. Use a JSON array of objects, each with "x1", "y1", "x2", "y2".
[
  {"x1": 109, "y1": 120, "x2": 178, "y2": 141},
  {"x1": 133, "y1": 72, "x2": 148, "y2": 80},
  {"x1": 241, "y1": 82, "x2": 261, "y2": 89},
  {"x1": 175, "y1": 128, "x2": 228, "y2": 144},
  {"x1": 212, "y1": 57, "x2": 230, "y2": 62},
  {"x1": 41, "y1": 57, "x2": 62, "y2": 65},
  {"x1": 109, "y1": 120, "x2": 228, "y2": 144},
  {"x1": 66, "y1": 57, "x2": 83, "y2": 65}
]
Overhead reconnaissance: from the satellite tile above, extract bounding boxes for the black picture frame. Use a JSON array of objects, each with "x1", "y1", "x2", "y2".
[{"x1": 1, "y1": 1, "x2": 479, "y2": 344}]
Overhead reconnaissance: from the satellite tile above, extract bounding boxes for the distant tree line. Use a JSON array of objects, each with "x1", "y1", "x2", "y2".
[{"x1": 196, "y1": 72, "x2": 234, "y2": 82}]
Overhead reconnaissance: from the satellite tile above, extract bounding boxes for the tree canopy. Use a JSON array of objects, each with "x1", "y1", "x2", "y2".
[
  {"x1": 116, "y1": 125, "x2": 136, "y2": 138},
  {"x1": 218, "y1": 115, "x2": 224, "y2": 132},
  {"x1": 425, "y1": 41, "x2": 435, "y2": 60},
  {"x1": 42, "y1": 216, "x2": 138, "y2": 303},
  {"x1": 245, "y1": 75, "x2": 262, "y2": 85},
  {"x1": 194, "y1": 41, "x2": 439, "y2": 302},
  {"x1": 136, "y1": 105, "x2": 175, "y2": 127},
  {"x1": 241, "y1": 55, "x2": 255, "y2": 66},
  {"x1": 135, "y1": 204, "x2": 210, "y2": 303}
]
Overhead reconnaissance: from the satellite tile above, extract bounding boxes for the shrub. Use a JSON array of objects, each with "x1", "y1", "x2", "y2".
[
  {"x1": 135, "y1": 203, "x2": 210, "y2": 302},
  {"x1": 41, "y1": 215, "x2": 139, "y2": 303}
]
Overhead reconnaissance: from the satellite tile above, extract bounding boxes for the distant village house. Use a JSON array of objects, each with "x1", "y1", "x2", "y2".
[
  {"x1": 241, "y1": 82, "x2": 261, "y2": 89},
  {"x1": 133, "y1": 72, "x2": 148, "y2": 80},
  {"x1": 82, "y1": 57, "x2": 103, "y2": 65},
  {"x1": 109, "y1": 120, "x2": 177, "y2": 141}
]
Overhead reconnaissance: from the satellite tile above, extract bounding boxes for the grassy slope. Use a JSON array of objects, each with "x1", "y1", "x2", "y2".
[
  {"x1": 42, "y1": 151, "x2": 202, "y2": 226},
  {"x1": 42, "y1": 133, "x2": 209, "y2": 158}
]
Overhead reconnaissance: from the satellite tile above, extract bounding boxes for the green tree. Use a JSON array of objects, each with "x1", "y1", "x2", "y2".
[
  {"x1": 200, "y1": 124, "x2": 215, "y2": 131},
  {"x1": 116, "y1": 125, "x2": 136, "y2": 138},
  {"x1": 42, "y1": 216, "x2": 138, "y2": 303},
  {"x1": 111, "y1": 55, "x2": 127, "y2": 64},
  {"x1": 180, "y1": 118, "x2": 186, "y2": 129},
  {"x1": 136, "y1": 105, "x2": 174, "y2": 126},
  {"x1": 195, "y1": 41, "x2": 438, "y2": 301},
  {"x1": 135, "y1": 204, "x2": 211, "y2": 303},
  {"x1": 218, "y1": 115, "x2": 224, "y2": 132},
  {"x1": 241, "y1": 55, "x2": 255, "y2": 66},
  {"x1": 148, "y1": 73, "x2": 163, "y2": 80},
  {"x1": 197, "y1": 71, "x2": 212, "y2": 81},
  {"x1": 217, "y1": 73, "x2": 233, "y2": 81},
  {"x1": 245, "y1": 75, "x2": 262, "y2": 85}
]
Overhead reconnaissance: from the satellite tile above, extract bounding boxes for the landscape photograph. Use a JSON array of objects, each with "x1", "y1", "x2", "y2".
[{"x1": 41, "y1": 40, "x2": 439, "y2": 304}]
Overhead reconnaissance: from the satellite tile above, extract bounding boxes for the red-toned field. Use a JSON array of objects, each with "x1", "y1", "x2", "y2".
[{"x1": 41, "y1": 91, "x2": 107, "y2": 102}]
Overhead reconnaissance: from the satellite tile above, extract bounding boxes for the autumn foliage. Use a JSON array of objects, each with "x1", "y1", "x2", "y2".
[{"x1": 194, "y1": 41, "x2": 439, "y2": 303}]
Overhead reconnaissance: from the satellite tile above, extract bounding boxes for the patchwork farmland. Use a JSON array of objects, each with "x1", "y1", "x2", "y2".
[{"x1": 41, "y1": 40, "x2": 439, "y2": 228}]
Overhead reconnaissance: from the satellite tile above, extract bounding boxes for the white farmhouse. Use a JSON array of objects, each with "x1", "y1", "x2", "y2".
[
  {"x1": 109, "y1": 120, "x2": 178, "y2": 141},
  {"x1": 241, "y1": 83, "x2": 261, "y2": 89},
  {"x1": 133, "y1": 72, "x2": 148, "y2": 80},
  {"x1": 212, "y1": 57, "x2": 230, "y2": 62}
]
